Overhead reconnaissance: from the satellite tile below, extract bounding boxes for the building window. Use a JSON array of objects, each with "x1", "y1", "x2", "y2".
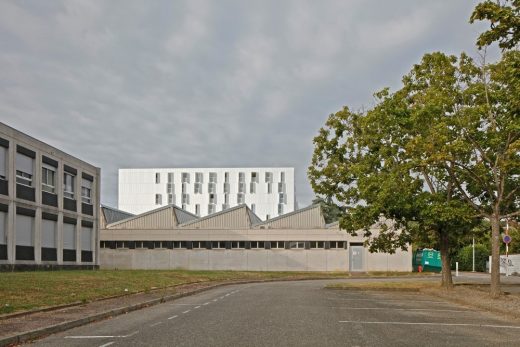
[
  {"x1": 267, "y1": 183, "x2": 272, "y2": 194},
  {"x1": 310, "y1": 241, "x2": 325, "y2": 249},
  {"x1": 250, "y1": 182, "x2": 256, "y2": 194},
  {"x1": 63, "y1": 222, "x2": 76, "y2": 250},
  {"x1": 182, "y1": 193, "x2": 190, "y2": 205},
  {"x1": 195, "y1": 172, "x2": 203, "y2": 194},
  {"x1": 167, "y1": 182, "x2": 174, "y2": 193},
  {"x1": 279, "y1": 193, "x2": 287, "y2": 204},
  {"x1": 182, "y1": 204, "x2": 186, "y2": 210},
  {"x1": 238, "y1": 172, "x2": 245, "y2": 182},
  {"x1": 168, "y1": 172, "x2": 174, "y2": 183},
  {"x1": 208, "y1": 204, "x2": 216, "y2": 214},
  {"x1": 168, "y1": 194, "x2": 174, "y2": 205},
  {"x1": 222, "y1": 203, "x2": 229, "y2": 210},
  {"x1": 212, "y1": 241, "x2": 226, "y2": 249},
  {"x1": 251, "y1": 172, "x2": 259, "y2": 183},
  {"x1": 209, "y1": 172, "x2": 217, "y2": 183},
  {"x1": 82, "y1": 226, "x2": 93, "y2": 251},
  {"x1": 251, "y1": 204, "x2": 256, "y2": 213},
  {"x1": 155, "y1": 194, "x2": 162, "y2": 205},
  {"x1": 42, "y1": 164, "x2": 56, "y2": 193},
  {"x1": 63, "y1": 172, "x2": 75, "y2": 199},
  {"x1": 81, "y1": 178, "x2": 92, "y2": 204},
  {"x1": 223, "y1": 182, "x2": 230, "y2": 193},
  {"x1": 182, "y1": 172, "x2": 190, "y2": 183},
  {"x1": 209, "y1": 193, "x2": 217, "y2": 204},
  {"x1": 265, "y1": 172, "x2": 273, "y2": 183},
  {"x1": 0, "y1": 146, "x2": 6, "y2": 180},
  {"x1": 237, "y1": 193, "x2": 245, "y2": 204},
  {"x1": 330, "y1": 241, "x2": 346, "y2": 249},
  {"x1": 154, "y1": 241, "x2": 164, "y2": 249},
  {"x1": 192, "y1": 241, "x2": 204, "y2": 249},
  {"x1": 231, "y1": 241, "x2": 246, "y2": 249},
  {"x1": 271, "y1": 241, "x2": 284, "y2": 249},
  {"x1": 266, "y1": 214, "x2": 270, "y2": 220},
  {"x1": 289, "y1": 241, "x2": 305, "y2": 249},
  {"x1": 195, "y1": 204, "x2": 200, "y2": 216},
  {"x1": 238, "y1": 182, "x2": 246, "y2": 193},
  {"x1": 250, "y1": 241, "x2": 264, "y2": 249},
  {"x1": 16, "y1": 153, "x2": 33, "y2": 187},
  {"x1": 280, "y1": 171, "x2": 285, "y2": 182},
  {"x1": 278, "y1": 182, "x2": 286, "y2": 193},
  {"x1": 155, "y1": 172, "x2": 160, "y2": 184},
  {"x1": 278, "y1": 204, "x2": 284, "y2": 215}
]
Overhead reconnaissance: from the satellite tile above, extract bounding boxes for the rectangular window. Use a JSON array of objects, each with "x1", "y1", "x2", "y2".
[
  {"x1": 330, "y1": 241, "x2": 346, "y2": 249},
  {"x1": 278, "y1": 182, "x2": 286, "y2": 193},
  {"x1": 251, "y1": 172, "x2": 259, "y2": 183},
  {"x1": 168, "y1": 172, "x2": 174, "y2": 183},
  {"x1": 266, "y1": 214, "x2": 270, "y2": 220},
  {"x1": 289, "y1": 241, "x2": 305, "y2": 249},
  {"x1": 167, "y1": 183, "x2": 174, "y2": 193},
  {"x1": 16, "y1": 214, "x2": 34, "y2": 246},
  {"x1": 64, "y1": 172, "x2": 75, "y2": 199},
  {"x1": 116, "y1": 241, "x2": 128, "y2": 249},
  {"x1": 238, "y1": 182, "x2": 246, "y2": 193},
  {"x1": 278, "y1": 204, "x2": 284, "y2": 215},
  {"x1": 250, "y1": 241, "x2": 265, "y2": 249},
  {"x1": 195, "y1": 204, "x2": 200, "y2": 216},
  {"x1": 155, "y1": 194, "x2": 162, "y2": 205},
  {"x1": 63, "y1": 223, "x2": 76, "y2": 250},
  {"x1": 267, "y1": 182, "x2": 272, "y2": 194},
  {"x1": 231, "y1": 241, "x2": 246, "y2": 249},
  {"x1": 168, "y1": 194, "x2": 174, "y2": 205},
  {"x1": 42, "y1": 164, "x2": 56, "y2": 193},
  {"x1": 192, "y1": 241, "x2": 204, "y2": 249},
  {"x1": 182, "y1": 172, "x2": 190, "y2": 183},
  {"x1": 195, "y1": 172, "x2": 203, "y2": 183},
  {"x1": 154, "y1": 241, "x2": 164, "y2": 249},
  {"x1": 182, "y1": 203, "x2": 186, "y2": 210},
  {"x1": 209, "y1": 193, "x2": 217, "y2": 204},
  {"x1": 182, "y1": 182, "x2": 187, "y2": 193},
  {"x1": 208, "y1": 182, "x2": 216, "y2": 194},
  {"x1": 265, "y1": 172, "x2": 273, "y2": 183},
  {"x1": 310, "y1": 241, "x2": 325, "y2": 249},
  {"x1": 194, "y1": 182, "x2": 203, "y2": 194},
  {"x1": 0, "y1": 146, "x2": 7, "y2": 180},
  {"x1": 250, "y1": 182, "x2": 256, "y2": 194},
  {"x1": 16, "y1": 153, "x2": 33, "y2": 187},
  {"x1": 251, "y1": 203, "x2": 256, "y2": 213},
  {"x1": 211, "y1": 241, "x2": 226, "y2": 249},
  {"x1": 279, "y1": 193, "x2": 287, "y2": 204},
  {"x1": 208, "y1": 204, "x2": 216, "y2": 214},
  {"x1": 222, "y1": 203, "x2": 229, "y2": 210},
  {"x1": 81, "y1": 226, "x2": 92, "y2": 251},
  {"x1": 280, "y1": 171, "x2": 285, "y2": 182},
  {"x1": 155, "y1": 172, "x2": 160, "y2": 184},
  {"x1": 223, "y1": 182, "x2": 230, "y2": 193},
  {"x1": 209, "y1": 172, "x2": 217, "y2": 183},
  {"x1": 182, "y1": 193, "x2": 190, "y2": 204},
  {"x1": 42, "y1": 219, "x2": 57, "y2": 248},
  {"x1": 173, "y1": 241, "x2": 187, "y2": 249},
  {"x1": 238, "y1": 172, "x2": 245, "y2": 182},
  {"x1": 271, "y1": 241, "x2": 284, "y2": 249},
  {"x1": 81, "y1": 178, "x2": 92, "y2": 204},
  {"x1": 237, "y1": 193, "x2": 245, "y2": 204},
  {"x1": 224, "y1": 172, "x2": 229, "y2": 182}
]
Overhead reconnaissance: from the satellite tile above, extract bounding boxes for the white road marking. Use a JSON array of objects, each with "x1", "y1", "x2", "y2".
[
  {"x1": 338, "y1": 321, "x2": 520, "y2": 329},
  {"x1": 203, "y1": 302, "x2": 210, "y2": 305},
  {"x1": 182, "y1": 310, "x2": 191, "y2": 314},
  {"x1": 66, "y1": 331, "x2": 139, "y2": 339},
  {"x1": 168, "y1": 315, "x2": 178, "y2": 320},
  {"x1": 98, "y1": 342, "x2": 115, "y2": 347},
  {"x1": 334, "y1": 308, "x2": 472, "y2": 313},
  {"x1": 194, "y1": 306, "x2": 201, "y2": 309},
  {"x1": 170, "y1": 303, "x2": 204, "y2": 306},
  {"x1": 150, "y1": 322, "x2": 163, "y2": 327},
  {"x1": 225, "y1": 293, "x2": 230, "y2": 296},
  {"x1": 219, "y1": 296, "x2": 225, "y2": 299}
]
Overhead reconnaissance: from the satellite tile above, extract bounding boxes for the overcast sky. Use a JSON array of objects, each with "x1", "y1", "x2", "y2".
[{"x1": 0, "y1": 0, "x2": 493, "y2": 209}]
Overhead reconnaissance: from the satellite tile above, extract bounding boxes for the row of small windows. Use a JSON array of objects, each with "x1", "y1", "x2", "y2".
[
  {"x1": 100, "y1": 240, "x2": 347, "y2": 250},
  {"x1": 0, "y1": 142, "x2": 95, "y2": 214}
]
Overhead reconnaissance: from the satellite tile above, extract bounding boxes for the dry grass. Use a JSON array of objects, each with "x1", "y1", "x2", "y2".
[{"x1": 0, "y1": 270, "x2": 348, "y2": 314}]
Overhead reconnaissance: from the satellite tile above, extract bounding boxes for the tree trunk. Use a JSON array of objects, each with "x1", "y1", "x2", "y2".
[
  {"x1": 490, "y1": 214, "x2": 501, "y2": 298},
  {"x1": 439, "y1": 231, "x2": 453, "y2": 289}
]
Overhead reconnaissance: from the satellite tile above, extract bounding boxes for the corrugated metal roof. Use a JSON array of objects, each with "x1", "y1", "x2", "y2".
[
  {"x1": 247, "y1": 209, "x2": 263, "y2": 225},
  {"x1": 255, "y1": 204, "x2": 326, "y2": 229},
  {"x1": 180, "y1": 204, "x2": 255, "y2": 229},
  {"x1": 101, "y1": 205, "x2": 134, "y2": 225},
  {"x1": 106, "y1": 204, "x2": 198, "y2": 229}
]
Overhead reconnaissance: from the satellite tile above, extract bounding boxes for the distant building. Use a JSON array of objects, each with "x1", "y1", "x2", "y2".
[
  {"x1": 0, "y1": 123, "x2": 100, "y2": 270},
  {"x1": 118, "y1": 168, "x2": 295, "y2": 219},
  {"x1": 99, "y1": 204, "x2": 412, "y2": 272}
]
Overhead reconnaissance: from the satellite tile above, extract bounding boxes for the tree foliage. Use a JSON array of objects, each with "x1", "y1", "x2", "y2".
[
  {"x1": 312, "y1": 196, "x2": 345, "y2": 224},
  {"x1": 470, "y1": 0, "x2": 520, "y2": 50}
]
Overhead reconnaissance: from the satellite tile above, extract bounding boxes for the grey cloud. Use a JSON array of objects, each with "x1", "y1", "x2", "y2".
[{"x1": 0, "y1": 0, "x2": 492, "y2": 208}]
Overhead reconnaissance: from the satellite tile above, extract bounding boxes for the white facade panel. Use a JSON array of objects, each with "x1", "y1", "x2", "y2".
[
  {"x1": 82, "y1": 227, "x2": 93, "y2": 251},
  {"x1": 42, "y1": 219, "x2": 57, "y2": 248},
  {"x1": 118, "y1": 168, "x2": 295, "y2": 220},
  {"x1": 15, "y1": 215, "x2": 34, "y2": 246},
  {"x1": 63, "y1": 223, "x2": 76, "y2": 250}
]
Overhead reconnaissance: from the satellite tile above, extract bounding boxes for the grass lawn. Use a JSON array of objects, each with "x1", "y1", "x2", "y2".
[{"x1": 0, "y1": 270, "x2": 348, "y2": 314}]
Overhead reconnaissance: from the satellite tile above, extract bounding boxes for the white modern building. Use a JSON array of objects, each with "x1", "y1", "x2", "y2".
[{"x1": 118, "y1": 168, "x2": 295, "y2": 220}]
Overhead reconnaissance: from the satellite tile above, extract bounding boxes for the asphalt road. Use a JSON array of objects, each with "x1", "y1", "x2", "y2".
[{"x1": 32, "y1": 279, "x2": 520, "y2": 347}]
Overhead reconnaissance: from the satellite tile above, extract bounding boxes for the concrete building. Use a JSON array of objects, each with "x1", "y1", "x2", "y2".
[
  {"x1": 99, "y1": 204, "x2": 411, "y2": 272},
  {"x1": 118, "y1": 168, "x2": 295, "y2": 220},
  {"x1": 0, "y1": 123, "x2": 100, "y2": 270}
]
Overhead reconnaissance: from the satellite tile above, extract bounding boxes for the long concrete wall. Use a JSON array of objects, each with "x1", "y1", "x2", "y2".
[{"x1": 100, "y1": 247, "x2": 412, "y2": 272}]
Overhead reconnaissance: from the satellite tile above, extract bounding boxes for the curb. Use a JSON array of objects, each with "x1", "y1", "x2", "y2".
[{"x1": 0, "y1": 276, "x2": 347, "y2": 346}]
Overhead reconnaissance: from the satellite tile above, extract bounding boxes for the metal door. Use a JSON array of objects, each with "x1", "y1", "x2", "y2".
[{"x1": 349, "y1": 245, "x2": 364, "y2": 271}]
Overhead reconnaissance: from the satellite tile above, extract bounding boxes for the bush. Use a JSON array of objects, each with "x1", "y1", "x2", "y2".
[{"x1": 456, "y1": 244, "x2": 489, "y2": 272}]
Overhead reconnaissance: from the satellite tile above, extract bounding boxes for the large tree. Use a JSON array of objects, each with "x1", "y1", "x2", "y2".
[
  {"x1": 309, "y1": 51, "x2": 519, "y2": 295},
  {"x1": 470, "y1": 0, "x2": 520, "y2": 50}
]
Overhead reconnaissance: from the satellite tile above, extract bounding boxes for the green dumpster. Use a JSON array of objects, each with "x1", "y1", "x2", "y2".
[{"x1": 413, "y1": 248, "x2": 442, "y2": 272}]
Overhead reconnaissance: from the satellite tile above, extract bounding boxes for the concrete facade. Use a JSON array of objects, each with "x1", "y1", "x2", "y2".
[
  {"x1": 118, "y1": 167, "x2": 295, "y2": 220},
  {"x1": 0, "y1": 123, "x2": 101, "y2": 270},
  {"x1": 100, "y1": 204, "x2": 412, "y2": 272}
]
